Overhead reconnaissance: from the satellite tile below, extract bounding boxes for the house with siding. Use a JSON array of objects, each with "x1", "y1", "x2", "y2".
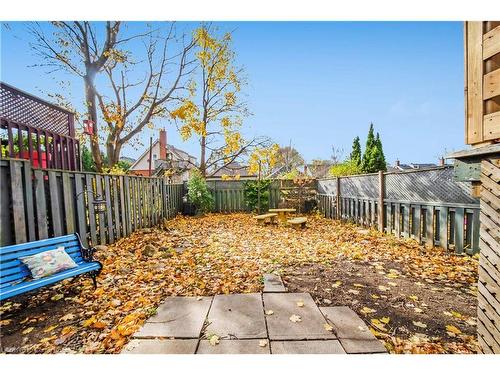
[{"x1": 128, "y1": 129, "x2": 197, "y2": 181}]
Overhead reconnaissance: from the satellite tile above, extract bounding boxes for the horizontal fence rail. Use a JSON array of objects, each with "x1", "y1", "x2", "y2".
[
  {"x1": 317, "y1": 167, "x2": 481, "y2": 254},
  {"x1": 0, "y1": 158, "x2": 183, "y2": 247}
]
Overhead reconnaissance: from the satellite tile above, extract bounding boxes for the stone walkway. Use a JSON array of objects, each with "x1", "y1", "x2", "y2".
[{"x1": 122, "y1": 274, "x2": 386, "y2": 354}]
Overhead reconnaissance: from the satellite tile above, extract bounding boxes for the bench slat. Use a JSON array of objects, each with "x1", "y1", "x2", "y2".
[
  {"x1": 0, "y1": 234, "x2": 78, "y2": 254},
  {"x1": 0, "y1": 242, "x2": 81, "y2": 263}
]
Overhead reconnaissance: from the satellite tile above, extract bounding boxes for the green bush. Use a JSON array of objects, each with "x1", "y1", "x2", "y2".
[
  {"x1": 243, "y1": 179, "x2": 271, "y2": 212},
  {"x1": 187, "y1": 169, "x2": 214, "y2": 215},
  {"x1": 328, "y1": 159, "x2": 363, "y2": 177}
]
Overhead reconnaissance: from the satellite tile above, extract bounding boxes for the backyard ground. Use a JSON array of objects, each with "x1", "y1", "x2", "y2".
[{"x1": 0, "y1": 213, "x2": 479, "y2": 354}]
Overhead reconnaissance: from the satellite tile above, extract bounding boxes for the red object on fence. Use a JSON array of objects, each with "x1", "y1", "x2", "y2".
[
  {"x1": 16, "y1": 151, "x2": 49, "y2": 169},
  {"x1": 83, "y1": 120, "x2": 94, "y2": 135}
]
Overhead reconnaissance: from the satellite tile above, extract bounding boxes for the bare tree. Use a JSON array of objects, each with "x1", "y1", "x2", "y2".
[
  {"x1": 95, "y1": 24, "x2": 196, "y2": 167},
  {"x1": 29, "y1": 22, "x2": 125, "y2": 170},
  {"x1": 29, "y1": 22, "x2": 194, "y2": 171}
]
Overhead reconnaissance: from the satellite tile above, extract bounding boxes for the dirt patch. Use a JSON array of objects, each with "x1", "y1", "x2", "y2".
[{"x1": 283, "y1": 258, "x2": 478, "y2": 353}]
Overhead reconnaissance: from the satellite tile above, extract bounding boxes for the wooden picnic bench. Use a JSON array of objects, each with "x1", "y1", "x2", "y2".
[
  {"x1": 287, "y1": 217, "x2": 308, "y2": 229},
  {"x1": 0, "y1": 234, "x2": 102, "y2": 301},
  {"x1": 253, "y1": 213, "x2": 278, "y2": 225},
  {"x1": 269, "y1": 208, "x2": 297, "y2": 223}
]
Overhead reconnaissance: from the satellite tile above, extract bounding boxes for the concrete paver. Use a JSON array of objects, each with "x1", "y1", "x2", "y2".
[
  {"x1": 124, "y1": 291, "x2": 385, "y2": 354},
  {"x1": 205, "y1": 293, "x2": 267, "y2": 339},
  {"x1": 264, "y1": 293, "x2": 335, "y2": 340},
  {"x1": 320, "y1": 306, "x2": 387, "y2": 353},
  {"x1": 271, "y1": 340, "x2": 346, "y2": 354},
  {"x1": 133, "y1": 296, "x2": 212, "y2": 339},
  {"x1": 122, "y1": 339, "x2": 198, "y2": 354},
  {"x1": 263, "y1": 273, "x2": 287, "y2": 292},
  {"x1": 197, "y1": 339, "x2": 270, "y2": 354}
]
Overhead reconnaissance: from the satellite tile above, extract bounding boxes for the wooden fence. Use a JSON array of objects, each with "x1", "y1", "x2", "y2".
[
  {"x1": 206, "y1": 180, "x2": 281, "y2": 212},
  {"x1": 206, "y1": 179, "x2": 317, "y2": 213},
  {"x1": 317, "y1": 166, "x2": 481, "y2": 254},
  {"x1": 0, "y1": 159, "x2": 184, "y2": 247}
]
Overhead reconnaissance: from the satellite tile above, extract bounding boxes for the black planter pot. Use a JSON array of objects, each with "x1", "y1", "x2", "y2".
[{"x1": 182, "y1": 201, "x2": 197, "y2": 216}]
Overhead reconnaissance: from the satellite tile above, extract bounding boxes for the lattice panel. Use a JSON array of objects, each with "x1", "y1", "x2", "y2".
[
  {"x1": 477, "y1": 156, "x2": 500, "y2": 354},
  {"x1": 0, "y1": 83, "x2": 73, "y2": 136}
]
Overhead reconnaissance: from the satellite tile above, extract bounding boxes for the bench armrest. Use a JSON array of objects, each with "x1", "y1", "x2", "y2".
[{"x1": 81, "y1": 246, "x2": 97, "y2": 262}]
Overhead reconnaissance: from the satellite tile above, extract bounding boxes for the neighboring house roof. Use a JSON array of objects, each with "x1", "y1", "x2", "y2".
[
  {"x1": 120, "y1": 156, "x2": 136, "y2": 164},
  {"x1": 129, "y1": 139, "x2": 197, "y2": 171},
  {"x1": 391, "y1": 162, "x2": 441, "y2": 172},
  {"x1": 210, "y1": 162, "x2": 255, "y2": 178},
  {"x1": 305, "y1": 162, "x2": 333, "y2": 178}
]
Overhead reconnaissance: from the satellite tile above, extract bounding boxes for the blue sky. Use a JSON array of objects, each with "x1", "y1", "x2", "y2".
[{"x1": 1, "y1": 21, "x2": 464, "y2": 165}]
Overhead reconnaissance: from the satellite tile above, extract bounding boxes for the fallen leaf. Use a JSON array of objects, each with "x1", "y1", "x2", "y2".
[
  {"x1": 380, "y1": 317, "x2": 390, "y2": 324},
  {"x1": 289, "y1": 314, "x2": 302, "y2": 323},
  {"x1": 414, "y1": 308, "x2": 423, "y2": 313},
  {"x1": 446, "y1": 325, "x2": 462, "y2": 335},
  {"x1": 22, "y1": 327, "x2": 34, "y2": 335},
  {"x1": 296, "y1": 300, "x2": 304, "y2": 307},
  {"x1": 59, "y1": 313, "x2": 75, "y2": 322},
  {"x1": 259, "y1": 339, "x2": 268, "y2": 347},
  {"x1": 360, "y1": 307, "x2": 376, "y2": 315},
  {"x1": 82, "y1": 316, "x2": 96, "y2": 328},
  {"x1": 51, "y1": 294, "x2": 64, "y2": 301},
  {"x1": 208, "y1": 334, "x2": 220, "y2": 346},
  {"x1": 43, "y1": 325, "x2": 58, "y2": 333},
  {"x1": 0, "y1": 319, "x2": 12, "y2": 327},
  {"x1": 412, "y1": 321, "x2": 427, "y2": 329},
  {"x1": 40, "y1": 335, "x2": 57, "y2": 343},
  {"x1": 378, "y1": 285, "x2": 390, "y2": 292},
  {"x1": 465, "y1": 317, "x2": 477, "y2": 326},
  {"x1": 371, "y1": 319, "x2": 387, "y2": 332},
  {"x1": 324, "y1": 323, "x2": 334, "y2": 332},
  {"x1": 92, "y1": 321, "x2": 107, "y2": 329},
  {"x1": 265, "y1": 310, "x2": 274, "y2": 315},
  {"x1": 348, "y1": 289, "x2": 360, "y2": 295}
]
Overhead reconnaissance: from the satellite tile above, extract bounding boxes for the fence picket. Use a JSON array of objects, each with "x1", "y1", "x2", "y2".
[
  {"x1": 86, "y1": 174, "x2": 98, "y2": 246},
  {"x1": 48, "y1": 171, "x2": 62, "y2": 237},
  {"x1": 10, "y1": 160, "x2": 27, "y2": 243},
  {"x1": 74, "y1": 173, "x2": 88, "y2": 247},
  {"x1": 34, "y1": 169, "x2": 48, "y2": 240},
  {"x1": 22, "y1": 161, "x2": 36, "y2": 242},
  {"x1": 62, "y1": 172, "x2": 75, "y2": 235}
]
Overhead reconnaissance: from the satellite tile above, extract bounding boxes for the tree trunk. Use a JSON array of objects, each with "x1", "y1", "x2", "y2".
[
  {"x1": 200, "y1": 134, "x2": 206, "y2": 177},
  {"x1": 83, "y1": 72, "x2": 103, "y2": 172}
]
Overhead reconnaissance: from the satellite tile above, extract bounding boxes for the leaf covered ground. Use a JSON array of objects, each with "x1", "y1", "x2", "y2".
[{"x1": 0, "y1": 213, "x2": 479, "y2": 354}]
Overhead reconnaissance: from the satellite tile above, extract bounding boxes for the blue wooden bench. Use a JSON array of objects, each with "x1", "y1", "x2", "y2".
[{"x1": 0, "y1": 234, "x2": 102, "y2": 301}]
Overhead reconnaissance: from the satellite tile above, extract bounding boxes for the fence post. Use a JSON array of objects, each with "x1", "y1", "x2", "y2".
[
  {"x1": 378, "y1": 171, "x2": 385, "y2": 231},
  {"x1": 336, "y1": 177, "x2": 341, "y2": 219}
]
